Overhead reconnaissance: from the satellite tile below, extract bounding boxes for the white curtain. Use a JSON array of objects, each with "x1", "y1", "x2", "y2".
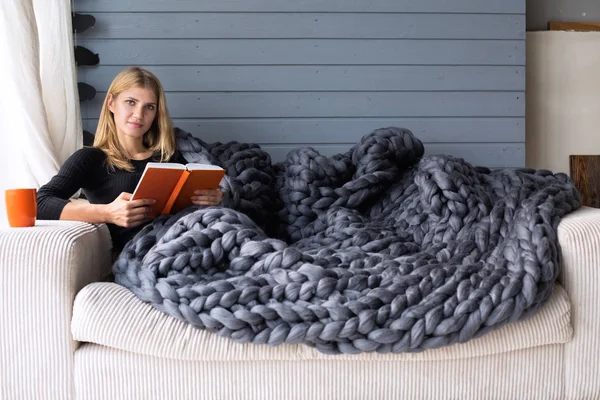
[{"x1": 0, "y1": 0, "x2": 81, "y2": 226}]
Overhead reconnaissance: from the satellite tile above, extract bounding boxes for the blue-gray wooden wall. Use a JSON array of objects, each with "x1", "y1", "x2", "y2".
[{"x1": 74, "y1": 0, "x2": 526, "y2": 168}]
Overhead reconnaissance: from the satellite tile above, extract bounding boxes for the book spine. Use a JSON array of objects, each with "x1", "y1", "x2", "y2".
[{"x1": 161, "y1": 170, "x2": 190, "y2": 215}]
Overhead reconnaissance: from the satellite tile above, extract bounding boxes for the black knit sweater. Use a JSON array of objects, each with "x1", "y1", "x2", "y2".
[{"x1": 37, "y1": 147, "x2": 187, "y2": 250}]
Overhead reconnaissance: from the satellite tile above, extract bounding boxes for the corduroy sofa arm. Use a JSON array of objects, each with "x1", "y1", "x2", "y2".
[
  {"x1": 556, "y1": 206, "x2": 600, "y2": 399},
  {"x1": 0, "y1": 221, "x2": 112, "y2": 400}
]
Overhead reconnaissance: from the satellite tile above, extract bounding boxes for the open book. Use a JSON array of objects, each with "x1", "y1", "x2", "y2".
[{"x1": 131, "y1": 162, "x2": 226, "y2": 217}]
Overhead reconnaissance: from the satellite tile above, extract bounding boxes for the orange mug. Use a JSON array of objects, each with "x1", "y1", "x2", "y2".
[{"x1": 5, "y1": 188, "x2": 37, "y2": 228}]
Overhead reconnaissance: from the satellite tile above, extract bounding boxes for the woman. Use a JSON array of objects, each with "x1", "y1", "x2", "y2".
[{"x1": 37, "y1": 67, "x2": 223, "y2": 251}]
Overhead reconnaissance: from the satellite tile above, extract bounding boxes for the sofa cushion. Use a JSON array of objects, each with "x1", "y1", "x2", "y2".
[{"x1": 72, "y1": 282, "x2": 572, "y2": 362}]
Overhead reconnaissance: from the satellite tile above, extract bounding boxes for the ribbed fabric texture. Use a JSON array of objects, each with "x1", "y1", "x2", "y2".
[
  {"x1": 557, "y1": 206, "x2": 600, "y2": 399},
  {"x1": 0, "y1": 221, "x2": 112, "y2": 400},
  {"x1": 72, "y1": 282, "x2": 572, "y2": 363},
  {"x1": 3, "y1": 207, "x2": 600, "y2": 400},
  {"x1": 74, "y1": 342, "x2": 565, "y2": 400}
]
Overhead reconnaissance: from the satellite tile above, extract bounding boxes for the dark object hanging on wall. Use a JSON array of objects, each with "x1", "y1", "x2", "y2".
[
  {"x1": 72, "y1": 13, "x2": 96, "y2": 33},
  {"x1": 74, "y1": 46, "x2": 99, "y2": 66},
  {"x1": 570, "y1": 155, "x2": 600, "y2": 208},
  {"x1": 82, "y1": 130, "x2": 95, "y2": 147},
  {"x1": 77, "y1": 82, "x2": 96, "y2": 101}
]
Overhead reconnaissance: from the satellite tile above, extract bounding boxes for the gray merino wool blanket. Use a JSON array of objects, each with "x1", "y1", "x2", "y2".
[{"x1": 113, "y1": 127, "x2": 581, "y2": 355}]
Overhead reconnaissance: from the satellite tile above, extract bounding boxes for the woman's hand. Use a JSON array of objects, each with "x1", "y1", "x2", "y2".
[
  {"x1": 104, "y1": 192, "x2": 156, "y2": 228},
  {"x1": 191, "y1": 189, "x2": 223, "y2": 206}
]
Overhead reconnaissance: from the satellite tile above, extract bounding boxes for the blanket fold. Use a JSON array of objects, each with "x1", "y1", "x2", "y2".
[{"x1": 114, "y1": 127, "x2": 581, "y2": 354}]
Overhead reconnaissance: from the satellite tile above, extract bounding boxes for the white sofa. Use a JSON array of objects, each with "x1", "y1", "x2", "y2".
[{"x1": 1, "y1": 206, "x2": 600, "y2": 400}]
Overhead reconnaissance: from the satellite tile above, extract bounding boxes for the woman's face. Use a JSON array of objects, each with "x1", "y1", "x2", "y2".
[{"x1": 108, "y1": 86, "x2": 158, "y2": 141}]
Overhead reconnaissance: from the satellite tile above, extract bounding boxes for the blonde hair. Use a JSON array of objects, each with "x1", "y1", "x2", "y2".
[{"x1": 93, "y1": 67, "x2": 176, "y2": 171}]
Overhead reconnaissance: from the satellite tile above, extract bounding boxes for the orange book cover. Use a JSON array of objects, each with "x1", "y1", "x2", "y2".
[
  {"x1": 169, "y1": 164, "x2": 226, "y2": 214},
  {"x1": 131, "y1": 162, "x2": 225, "y2": 217}
]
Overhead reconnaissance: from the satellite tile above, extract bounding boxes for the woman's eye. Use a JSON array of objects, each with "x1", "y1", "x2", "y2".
[
  {"x1": 126, "y1": 100, "x2": 135, "y2": 105},
  {"x1": 146, "y1": 105, "x2": 155, "y2": 110}
]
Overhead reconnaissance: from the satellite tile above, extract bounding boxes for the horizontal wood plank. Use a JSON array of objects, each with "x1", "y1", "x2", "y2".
[
  {"x1": 79, "y1": 13, "x2": 525, "y2": 40},
  {"x1": 547, "y1": 21, "x2": 600, "y2": 32},
  {"x1": 82, "y1": 118, "x2": 524, "y2": 143},
  {"x1": 79, "y1": 66, "x2": 525, "y2": 91},
  {"x1": 74, "y1": 0, "x2": 525, "y2": 14},
  {"x1": 76, "y1": 39, "x2": 525, "y2": 66},
  {"x1": 260, "y1": 143, "x2": 524, "y2": 167},
  {"x1": 80, "y1": 92, "x2": 524, "y2": 119}
]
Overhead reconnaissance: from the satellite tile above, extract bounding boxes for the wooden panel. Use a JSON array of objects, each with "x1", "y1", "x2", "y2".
[
  {"x1": 79, "y1": 66, "x2": 525, "y2": 91},
  {"x1": 74, "y1": 0, "x2": 525, "y2": 14},
  {"x1": 569, "y1": 155, "x2": 600, "y2": 207},
  {"x1": 82, "y1": 117, "x2": 525, "y2": 143},
  {"x1": 548, "y1": 21, "x2": 600, "y2": 31},
  {"x1": 80, "y1": 13, "x2": 525, "y2": 40},
  {"x1": 260, "y1": 143, "x2": 525, "y2": 167},
  {"x1": 76, "y1": 39, "x2": 525, "y2": 66},
  {"x1": 74, "y1": 1, "x2": 526, "y2": 169},
  {"x1": 80, "y1": 92, "x2": 524, "y2": 119}
]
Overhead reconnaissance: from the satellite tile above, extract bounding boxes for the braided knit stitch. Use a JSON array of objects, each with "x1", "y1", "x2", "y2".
[{"x1": 113, "y1": 127, "x2": 581, "y2": 354}]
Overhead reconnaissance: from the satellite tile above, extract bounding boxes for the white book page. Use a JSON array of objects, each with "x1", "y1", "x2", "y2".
[
  {"x1": 147, "y1": 162, "x2": 186, "y2": 170},
  {"x1": 185, "y1": 163, "x2": 224, "y2": 171}
]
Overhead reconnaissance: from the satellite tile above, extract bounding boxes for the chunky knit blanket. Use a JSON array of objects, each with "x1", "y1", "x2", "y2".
[{"x1": 113, "y1": 127, "x2": 581, "y2": 354}]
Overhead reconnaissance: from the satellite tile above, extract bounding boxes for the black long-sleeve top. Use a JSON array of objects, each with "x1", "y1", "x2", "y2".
[{"x1": 37, "y1": 146, "x2": 187, "y2": 250}]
